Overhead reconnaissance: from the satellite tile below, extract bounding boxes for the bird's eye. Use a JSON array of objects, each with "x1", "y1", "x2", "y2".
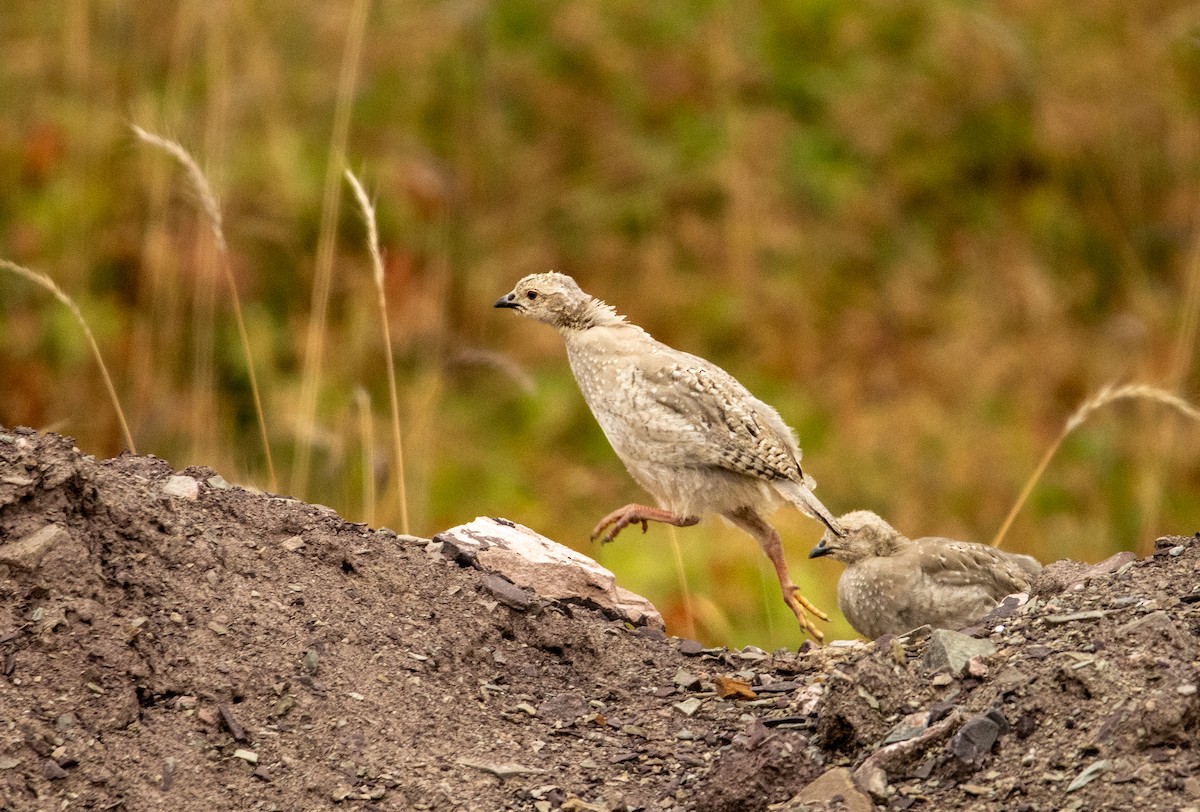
[{"x1": 526, "y1": 290, "x2": 538, "y2": 300}]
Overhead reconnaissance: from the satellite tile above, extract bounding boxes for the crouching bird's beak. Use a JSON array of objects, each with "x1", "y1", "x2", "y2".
[
  {"x1": 494, "y1": 293, "x2": 519, "y2": 309},
  {"x1": 808, "y1": 541, "x2": 833, "y2": 559}
]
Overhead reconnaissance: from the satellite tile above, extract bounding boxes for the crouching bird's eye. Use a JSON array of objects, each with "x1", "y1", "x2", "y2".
[{"x1": 526, "y1": 290, "x2": 538, "y2": 300}]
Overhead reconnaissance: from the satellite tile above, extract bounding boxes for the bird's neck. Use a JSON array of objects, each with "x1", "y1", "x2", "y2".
[
  {"x1": 879, "y1": 534, "x2": 911, "y2": 556},
  {"x1": 557, "y1": 297, "x2": 627, "y2": 332}
]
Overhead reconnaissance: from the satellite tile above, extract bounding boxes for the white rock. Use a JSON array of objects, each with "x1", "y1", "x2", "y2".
[
  {"x1": 162, "y1": 475, "x2": 199, "y2": 500},
  {"x1": 436, "y1": 517, "x2": 663, "y2": 628}
]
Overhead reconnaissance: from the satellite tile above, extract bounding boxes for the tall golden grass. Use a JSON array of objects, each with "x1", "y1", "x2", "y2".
[
  {"x1": 345, "y1": 168, "x2": 411, "y2": 536},
  {"x1": 0, "y1": 259, "x2": 135, "y2": 453},
  {"x1": 131, "y1": 125, "x2": 278, "y2": 492},
  {"x1": 992, "y1": 384, "x2": 1200, "y2": 550},
  {"x1": 291, "y1": 0, "x2": 372, "y2": 497}
]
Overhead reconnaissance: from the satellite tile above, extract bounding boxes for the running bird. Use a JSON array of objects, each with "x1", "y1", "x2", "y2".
[{"x1": 495, "y1": 272, "x2": 843, "y2": 641}]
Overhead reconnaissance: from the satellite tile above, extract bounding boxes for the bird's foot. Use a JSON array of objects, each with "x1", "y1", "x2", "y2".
[
  {"x1": 785, "y1": 587, "x2": 829, "y2": 644},
  {"x1": 590, "y1": 505, "x2": 698, "y2": 544}
]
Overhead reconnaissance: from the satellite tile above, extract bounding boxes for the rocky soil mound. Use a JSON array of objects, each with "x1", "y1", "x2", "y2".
[{"x1": 0, "y1": 428, "x2": 1197, "y2": 811}]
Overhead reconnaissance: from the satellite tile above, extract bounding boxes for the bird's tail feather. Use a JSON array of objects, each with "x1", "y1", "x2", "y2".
[{"x1": 779, "y1": 480, "x2": 844, "y2": 537}]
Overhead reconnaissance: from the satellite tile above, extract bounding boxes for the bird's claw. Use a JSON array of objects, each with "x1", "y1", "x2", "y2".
[
  {"x1": 590, "y1": 506, "x2": 648, "y2": 545},
  {"x1": 786, "y1": 587, "x2": 829, "y2": 644},
  {"x1": 589, "y1": 518, "x2": 624, "y2": 545}
]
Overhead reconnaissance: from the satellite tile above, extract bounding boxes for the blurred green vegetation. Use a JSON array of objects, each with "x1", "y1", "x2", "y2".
[{"x1": 3, "y1": 0, "x2": 1200, "y2": 648}]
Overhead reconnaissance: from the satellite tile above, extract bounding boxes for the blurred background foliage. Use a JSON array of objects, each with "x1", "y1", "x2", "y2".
[{"x1": 3, "y1": 0, "x2": 1200, "y2": 647}]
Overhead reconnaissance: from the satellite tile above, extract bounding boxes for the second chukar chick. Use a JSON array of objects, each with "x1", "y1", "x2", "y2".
[{"x1": 809, "y1": 510, "x2": 1041, "y2": 640}]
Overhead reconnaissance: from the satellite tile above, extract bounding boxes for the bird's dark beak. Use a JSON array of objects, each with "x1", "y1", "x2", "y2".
[
  {"x1": 808, "y1": 541, "x2": 833, "y2": 559},
  {"x1": 494, "y1": 293, "x2": 520, "y2": 309}
]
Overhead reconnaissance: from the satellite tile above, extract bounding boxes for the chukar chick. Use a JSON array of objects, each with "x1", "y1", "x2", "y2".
[
  {"x1": 496, "y1": 272, "x2": 843, "y2": 641},
  {"x1": 809, "y1": 510, "x2": 1041, "y2": 640}
]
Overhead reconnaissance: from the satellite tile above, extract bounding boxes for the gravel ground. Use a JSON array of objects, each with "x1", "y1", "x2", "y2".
[{"x1": 0, "y1": 428, "x2": 1197, "y2": 811}]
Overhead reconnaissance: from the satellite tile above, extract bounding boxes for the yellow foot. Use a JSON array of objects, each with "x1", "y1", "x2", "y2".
[{"x1": 786, "y1": 587, "x2": 829, "y2": 644}]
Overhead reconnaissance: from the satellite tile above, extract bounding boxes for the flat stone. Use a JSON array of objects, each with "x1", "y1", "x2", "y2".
[
  {"x1": 883, "y1": 711, "x2": 931, "y2": 745},
  {"x1": 43, "y1": 759, "x2": 68, "y2": 780},
  {"x1": 0, "y1": 524, "x2": 70, "y2": 570},
  {"x1": 456, "y1": 758, "x2": 545, "y2": 778},
  {"x1": 924, "y1": 629, "x2": 996, "y2": 676},
  {"x1": 435, "y1": 518, "x2": 662, "y2": 627},
  {"x1": 756, "y1": 681, "x2": 802, "y2": 694},
  {"x1": 946, "y1": 714, "x2": 1000, "y2": 767},
  {"x1": 162, "y1": 475, "x2": 199, "y2": 500},
  {"x1": 1045, "y1": 610, "x2": 1109, "y2": 625},
  {"x1": 537, "y1": 693, "x2": 587, "y2": 721},
  {"x1": 481, "y1": 573, "x2": 534, "y2": 611},
  {"x1": 857, "y1": 764, "x2": 888, "y2": 800},
  {"x1": 1117, "y1": 611, "x2": 1189, "y2": 650},
  {"x1": 788, "y1": 766, "x2": 874, "y2": 812},
  {"x1": 1067, "y1": 759, "x2": 1108, "y2": 792},
  {"x1": 303, "y1": 649, "x2": 319, "y2": 675}
]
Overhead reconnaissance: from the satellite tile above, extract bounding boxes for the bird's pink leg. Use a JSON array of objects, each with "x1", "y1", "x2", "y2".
[
  {"x1": 725, "y1": 507, "x2": 829, "y2": 643},
  {"x1": 590, "y1": 504, "x2": 699, "y2": 544}
]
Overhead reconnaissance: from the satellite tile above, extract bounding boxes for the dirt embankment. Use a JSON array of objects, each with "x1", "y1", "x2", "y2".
[{"x1": 0, "y1": 428, "x2": 1197, "y2": 811}]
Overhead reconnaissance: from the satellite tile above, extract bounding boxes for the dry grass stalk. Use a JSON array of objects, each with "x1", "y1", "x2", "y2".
[
  {"x1": 1139, "y1": 235, "x2": 1200, "y2": 541},
  {"x1": 353, "y1": 386, "x2": 377, "y2": 527},
  {"x1": 0, "y1": 259, "x2": 136, "y2": 453},
  {"x1": 992, "y1": 383, "x2": 1200, "y2": 549},
  {"x1": 291, "y1": 0, "x2": 371, "y2": 497},
  {"x1": 666, "y1": 526, "x2": 697, "y2": 641},
  {"x1": 131, "y1": 124, "x2": 277, "y2": 491},
  {"x1": 345, "y1": 169, "x2": 411, "y2": 535}
]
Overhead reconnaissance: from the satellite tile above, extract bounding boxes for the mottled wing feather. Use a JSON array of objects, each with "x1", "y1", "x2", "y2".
[
  {"x1": 640, "y1": 360, "x2": 803, "y2": 483},
  {"x1": 911, "y1": 539, "x2": 1038, "y2": 597}
]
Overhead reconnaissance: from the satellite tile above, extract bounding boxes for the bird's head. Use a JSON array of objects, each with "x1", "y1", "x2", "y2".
[
  {"x1": 494, "y1": 272, "x2": 621, "y2": 330},
  {"x1": 808, "y1": 510, "x2": 905, "y2": 564}
]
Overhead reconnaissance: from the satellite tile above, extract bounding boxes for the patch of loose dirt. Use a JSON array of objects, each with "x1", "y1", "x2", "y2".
[{"x1": 0, "y1": 428, "x2": 1197, "y2": 811}]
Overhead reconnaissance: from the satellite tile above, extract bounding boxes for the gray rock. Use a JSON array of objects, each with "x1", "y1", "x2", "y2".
[
  {"x1": 673, "y1": 669, "x2": 701, "y2": 691},
  {"x1": 946, "y1": 714, "x2": 1000, "y2": 767},
  {"x1": 0, "y1": 524, "x2": 70, "y2": 570},
  {"x1": 481, "y1": 573, "x2": 534, "y2": 611},
  {"x1": 537, "y1": 693, "x2": 587, "y2": 721},
  {"x1": 42, "y1": 759, "x2": 68, "y2": 780},
  {"x1": 923, "y1": 629, "x2": 996, "y2": 676},
  {"x1": 1116, "y1": 611, "x2": 1190, "y2": 652}
]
